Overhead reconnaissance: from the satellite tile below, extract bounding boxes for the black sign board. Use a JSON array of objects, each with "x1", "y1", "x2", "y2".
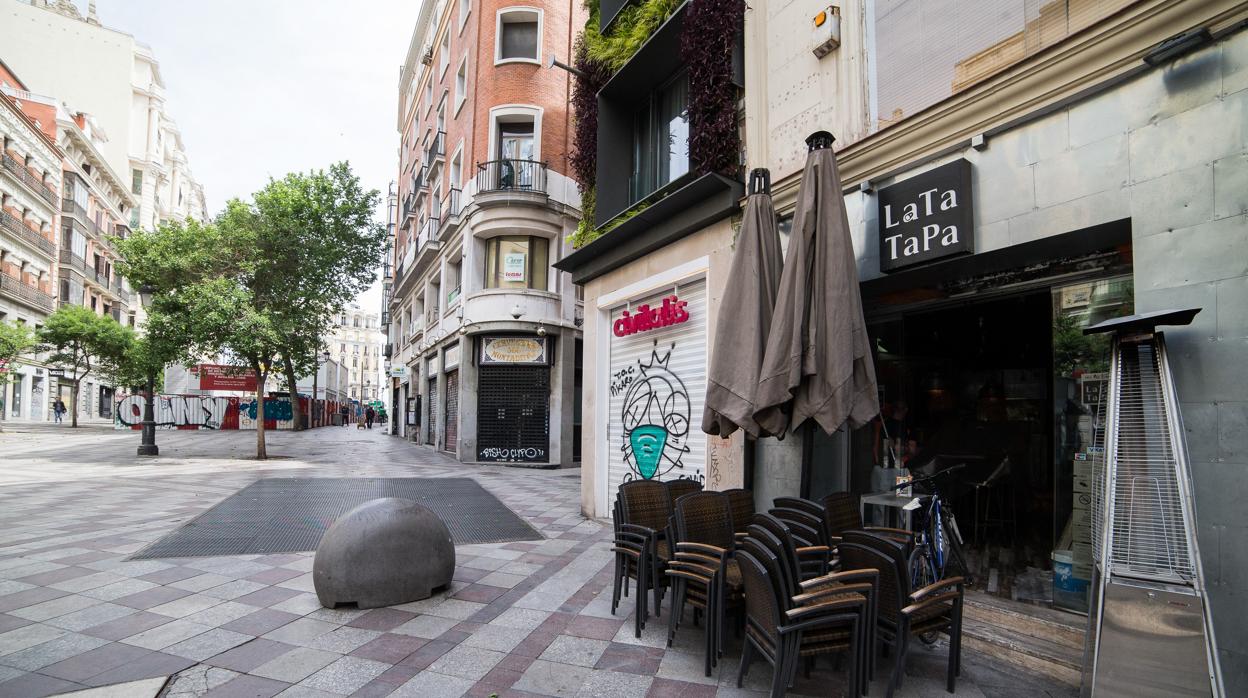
[
  {"x1": 877, "y1": 158, "x2": 974, "y2": 273},
  {"x1": 47, "y1": 368, "x2": 65, "y2": 378}
]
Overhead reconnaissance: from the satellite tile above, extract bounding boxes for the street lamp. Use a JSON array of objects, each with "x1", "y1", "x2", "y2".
[
  {"x1": 311, "y1": 350, "x2": 331, "y2": 428},
  {"x1": 136, "y1": 285, "x2": 158, "y2": 457}
]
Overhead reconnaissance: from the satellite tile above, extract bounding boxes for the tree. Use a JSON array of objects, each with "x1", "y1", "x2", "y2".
[
  {"x1": 0, "y1": 320, "x2": 36, "y2": 430},
  {"x1": 220, "y1": 162, "x2": 385, "y2": 432},
  {"x1": 0, "y1": 319, "x2": 35, "y2": 386},
  {"x1": 37, "y1": 306, "x2": 131, "y2": 427}
]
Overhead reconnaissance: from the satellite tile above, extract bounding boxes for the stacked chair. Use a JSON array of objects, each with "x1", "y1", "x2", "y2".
[{"x1": 610, "y1": 479, "x2": 705, "y2": 638}]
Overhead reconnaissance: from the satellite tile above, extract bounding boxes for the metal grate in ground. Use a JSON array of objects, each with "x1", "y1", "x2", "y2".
[{"x1": 132, "y1": 477, "x2": 542, "y2": 559}]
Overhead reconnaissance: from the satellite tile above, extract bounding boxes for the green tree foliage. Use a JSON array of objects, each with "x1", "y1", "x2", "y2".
[
  {"x1": 36, "y1": 306, "x2": 131, "y2": 428},
  {"x1": 0, "y1": 319, "x2": 35, "y2": 387},
  {"x1": 115, "y1": 162, "x2": 384, "y2": 458}
]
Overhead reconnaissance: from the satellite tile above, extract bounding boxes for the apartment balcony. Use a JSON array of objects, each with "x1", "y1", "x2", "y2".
[
  {"x1": 424, "y1": 131, "x2": 446, "y2": 168},
  {"x1": 413, "y1": 216, "x2": 442, "y2": 272},
  {"x1": 1, "y1": 154, "x2": 57, "y2": 205},
  {"x1": 113, "y1": 223, "x2": 131, "y2": 239},
  {"x1": 61, "y1": 198, "x2": 89, "y2": 224},
  {"x1": 0, "y1": 273, "x2": 54, "y2": 314},
  {"x1": 401, "y1": 192, "x2": 418, "y2": 229},
  {"x1": 383, "y1": 343, "x2": 393, "y2": 359},
  {"x1": 0, "y1": 210, "x2": 55, "y2": 257},
  {"x1": 58, "y1": 249, "x2": 87, "y2": 277},
  {"x1": 438, "y1": 188, "x2": 462, "y2": 240},
  {"x1": 476, "y1": 159, "x2": 548, "y2": 197}
]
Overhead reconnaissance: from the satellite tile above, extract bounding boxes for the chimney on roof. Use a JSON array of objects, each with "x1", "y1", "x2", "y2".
[{"x1": 86, "y1": 0, "x2": 100, "y2": 25}]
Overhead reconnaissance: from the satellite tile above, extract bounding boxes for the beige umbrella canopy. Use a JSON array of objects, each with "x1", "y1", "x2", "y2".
[
  {"x1": 754, "y1": 132, "x2": 879, "y2": 437},
  {"x1": 702, "y1": 169, "x2": 783, "y2": 438}
]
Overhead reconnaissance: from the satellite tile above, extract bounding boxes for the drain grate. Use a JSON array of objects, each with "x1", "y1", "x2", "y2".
[{"x1": 132, "y1": 477, "x2": 542, "y2": 559}]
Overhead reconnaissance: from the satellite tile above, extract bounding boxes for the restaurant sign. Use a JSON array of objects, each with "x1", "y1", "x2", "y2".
[
  {"x1": 877, "y1": 159, "x2": 974, "y2": 272},
  {"x1": 613, "y1": 295, "x2": 690, "y2": 337},
  {"x1": 480, "y1": 336, "x2": 548, "y2": 365}
]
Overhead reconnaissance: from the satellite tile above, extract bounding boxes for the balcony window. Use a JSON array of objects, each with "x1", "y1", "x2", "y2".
[
  {"x1": 131, "y1": 169, "x2": 143, "y2": 195},
  {"x1": 459, "y1": 0, "x2": 470, "y2": 31},
  {"x1": 455, "y1": 59, "x2": 467, "y2": 113},
  {"x1": 496, "y1": 8, "x2": 541, "y2": 64},
  {"x1": 439, "y1": 32, "x2": 450, "y2": 77},
  {"x1": 484, "y1": 236, "x2": 548, "y2": 291},
  {"x1": 630, "y1": 73, "x2": 689, "y2": 205}
]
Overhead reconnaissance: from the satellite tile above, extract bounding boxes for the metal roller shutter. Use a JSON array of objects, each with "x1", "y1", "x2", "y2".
[
  {"x1": 477, "y1": 365, "x2": 550, "y2": 463},
  {"x1": 444, "y1": 371, "x2": 459, "y2": 452},
  {"x1": 426, "y1": 378, "x2": 437, "y2": 445},
  {"x1": 606, "y1": 278, "x2": 708, "y2": 509}
]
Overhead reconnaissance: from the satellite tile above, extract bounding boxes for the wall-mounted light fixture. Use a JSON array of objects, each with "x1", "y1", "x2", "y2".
[{"x1": 812, "y1": 6, "x2": 841, "y2": 59}]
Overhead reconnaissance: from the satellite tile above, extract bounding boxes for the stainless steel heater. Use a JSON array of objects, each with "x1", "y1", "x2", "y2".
[{"x1": 1081, "y1": 308, "x2": 1223, "y2": 697}]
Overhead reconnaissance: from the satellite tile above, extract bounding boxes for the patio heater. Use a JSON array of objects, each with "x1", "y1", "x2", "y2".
[{"x1": 1081, "y1": 308, "x2": 1223, "y2": 697}]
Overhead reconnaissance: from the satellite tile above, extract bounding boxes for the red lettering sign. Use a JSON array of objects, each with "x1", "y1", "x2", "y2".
[{"x1": 613, "y1": 295, "x2": 690, "y2": 337}]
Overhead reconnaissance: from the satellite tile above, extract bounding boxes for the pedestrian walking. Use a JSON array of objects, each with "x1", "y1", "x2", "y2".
[
  {"x1": 365, "y1": 406, "x2": 375, "y2": 429},
  {"x1": 339, "y1": 403, "x2": 349, "y2": 427},
  {"x1": 53, "y1": 398, "x2": 66, "y2": 424}
]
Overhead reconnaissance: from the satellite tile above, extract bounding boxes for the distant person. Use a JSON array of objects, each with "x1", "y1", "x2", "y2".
[
  {"x1": 339, "y1": 404, "x2": 349, "y2": 427},
  {"x1": 365, "y1": 406, "x2": 375, "y2": 429},
  {"x1": 53, "y1": 398, "x2": 66, "y2": 424}
]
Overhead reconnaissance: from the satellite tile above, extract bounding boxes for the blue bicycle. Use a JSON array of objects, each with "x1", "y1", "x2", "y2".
[{"x1": 891, "y1": 463, "x2": 974, "y2": 626}]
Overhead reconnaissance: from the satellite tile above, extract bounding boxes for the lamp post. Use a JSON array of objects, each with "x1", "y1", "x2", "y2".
[
  {"x1": 311, "y1": 350, "x2": 331, "y2": 428},
  {"x1": 136, "y1": 286, "x2": 158, "y2": 457}
]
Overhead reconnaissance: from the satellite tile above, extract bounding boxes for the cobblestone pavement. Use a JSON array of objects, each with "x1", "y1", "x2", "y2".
[{"x1": 0, "y1": 425, "x2": 1074, "y2": 697}]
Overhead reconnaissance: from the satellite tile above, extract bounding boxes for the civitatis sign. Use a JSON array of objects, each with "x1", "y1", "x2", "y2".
[
  {"x1": 613, "y1": 295, "x2": 690, "y2": 337},
  {"x1": 877, "y1": 158, "x2": 974, "y2": 272}
]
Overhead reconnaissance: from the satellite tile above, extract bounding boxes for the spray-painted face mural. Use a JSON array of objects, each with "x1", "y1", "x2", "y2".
[{"x1": 620, "y1": 343, "x2": 691, "y2": 480}]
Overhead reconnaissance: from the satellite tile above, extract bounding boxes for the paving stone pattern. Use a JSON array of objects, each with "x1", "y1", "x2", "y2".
[{"x1": 0, "y1": 426, "x2": 1075, "y2": 697}]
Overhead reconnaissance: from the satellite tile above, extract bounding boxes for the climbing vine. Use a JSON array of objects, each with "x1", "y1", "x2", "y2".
[{"x1": 569, "y1": 0, "x2": 742, "y2": 249}]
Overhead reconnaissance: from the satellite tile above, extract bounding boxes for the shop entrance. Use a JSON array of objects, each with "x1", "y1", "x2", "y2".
[{"x1": 796, "y1": 222, "x2": 1134, "y2": 612}]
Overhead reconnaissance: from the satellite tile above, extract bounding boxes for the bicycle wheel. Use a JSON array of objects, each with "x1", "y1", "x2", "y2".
[{"x1": 907, "y1": 545, "x2": 942, "y2": 645}]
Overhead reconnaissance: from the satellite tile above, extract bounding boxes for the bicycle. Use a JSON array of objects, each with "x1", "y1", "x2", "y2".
[{"x1": 891, "y1": 463, "x2": 974, "y2": 642}]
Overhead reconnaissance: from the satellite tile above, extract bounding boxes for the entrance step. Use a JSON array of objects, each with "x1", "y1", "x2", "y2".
[
  {"x1": 963, "y1": 591, "x2": 1086, "y2": 650},
  {"x1": 960, "y1": 591, "x2": 1085, "y2": 687}
]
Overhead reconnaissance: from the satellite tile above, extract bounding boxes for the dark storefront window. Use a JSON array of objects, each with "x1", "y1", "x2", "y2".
[
  {"x1": 426, "y1": 378, "x2": 437, "y2": 445},
  {"x1": 478, "y1": 364, "x2": 550, "y2": 463},
  {"x1": 484, "y1": 236, "x2": 548, "y2": 290}
]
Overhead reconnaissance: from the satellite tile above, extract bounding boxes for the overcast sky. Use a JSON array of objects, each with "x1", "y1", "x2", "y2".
[{"x1": 90, "y1": 0, "x2": 422, "y2": 314}]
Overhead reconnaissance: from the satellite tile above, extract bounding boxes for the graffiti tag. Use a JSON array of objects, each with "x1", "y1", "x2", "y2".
[{"x1": 620, "y1": 341, "x2": 691, "y2": 480}]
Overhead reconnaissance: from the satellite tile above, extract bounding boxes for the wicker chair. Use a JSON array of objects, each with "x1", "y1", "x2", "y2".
[
  {"x1": 664, "y1": 528, "x2": 724, "y2": 676},
  {"x1": 749, "y1": 518, "x2": 878, "y2": 695},
  {"x1": 725, "y1": 488, "x2": 756, "y2": 535},
  {"x1": 735, "y1": 540, "x2": 866, "y2": 698},
  {"x1": 669, "y1": 491, "x2": 743, "y2": 664},
  {"x1": 839, "y1": 534, "x2": 964, "y2": 696},
  {"x1": 769, "y1": 507, "x2": 832, "y2": 578},
  {"x1": 614, "y1": 480, "x2": 674, "y2": 636},
  {"x1": 822, "y1": 491, "x2": 914, "y2": 545},
  {"x1": 665, "y1": 478, "x2": 703, "y2": 505}
]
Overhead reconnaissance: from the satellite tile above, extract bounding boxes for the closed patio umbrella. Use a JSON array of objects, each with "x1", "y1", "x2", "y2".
[
  {"x1": 702, "y1": 169, "x2": 783, "y2": 438},
  {"x1": 754, "y1": 131, "x2": 879, "y2": 437}
]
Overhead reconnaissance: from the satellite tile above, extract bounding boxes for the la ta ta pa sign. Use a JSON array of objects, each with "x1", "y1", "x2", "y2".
[
  {"x1": 877, "y1": 159, "x2": 974, "y2": 273},
  {"x1": 613, "y1": 295, "x2": 690, "y2": 337}
]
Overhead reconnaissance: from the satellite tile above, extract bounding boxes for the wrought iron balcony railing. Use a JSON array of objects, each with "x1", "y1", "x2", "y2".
[
  {"x1": 2, "y1": 155, "x2": 57, "y2": 204},
  {"x1": 0, "y1": 273, "x2": 54, "y2": 313},
  {"x1": 0, "y1": 210, "x2": 55, "y2": 256},
  {"x1": 476, "y1": 159, "x2": 547, "y2": 195}
]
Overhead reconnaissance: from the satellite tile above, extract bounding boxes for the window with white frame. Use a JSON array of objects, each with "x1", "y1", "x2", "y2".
[
  {"x1": 458, "y1": 0, "x2": 471, "y2": 31},
  {"x1": 450, "y1": 149, "x2": 463, "y2": 190},
  {"x1": 455, "y1": 58, "x2": 467, "y2": 113},
  {"x1": 496, "y1": 8, "x2": 541, "y2": 64},
  {"x1": 424, "y1": 80, "x2": 433, "y2": 115},
  {"x1": 439, "y1": 32, "x2": 450, "y2": 77}
]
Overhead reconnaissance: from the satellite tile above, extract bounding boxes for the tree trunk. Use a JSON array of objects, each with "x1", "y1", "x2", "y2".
[
  {"x1": 70, "y1": 377, "x2": 80, "y2": 428},
  {"x1": 254, "y1": 365, "x2": 267, "y2": 460},
  {"x1": 282, "y1": 355, "x2": 303, "y2": 431}
]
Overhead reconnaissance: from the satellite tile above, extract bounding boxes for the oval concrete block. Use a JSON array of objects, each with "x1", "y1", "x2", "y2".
[{"x1": 313, "y1": 497, "x2": 455, "y2": 609}]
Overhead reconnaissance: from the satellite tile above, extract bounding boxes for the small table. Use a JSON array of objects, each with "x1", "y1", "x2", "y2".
[{"x1": 860, "y1": 491, "x2": 928, "y2": 531}]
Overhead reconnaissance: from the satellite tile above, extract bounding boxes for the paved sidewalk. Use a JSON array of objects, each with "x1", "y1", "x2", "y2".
[{"x1": 0, "y1": 427, "x2": 1073, "y2": 697}]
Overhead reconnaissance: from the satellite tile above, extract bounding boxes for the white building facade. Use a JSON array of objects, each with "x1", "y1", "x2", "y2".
[
  {"x1": 0, "y1": 73, "x2": 61, "y2": 424},
  {"x1": 329, "y1": 306, "x2": 384, "y2": 404},
  {"x1": 0, "y1": 0, "x2": 207, "y2": 237}
]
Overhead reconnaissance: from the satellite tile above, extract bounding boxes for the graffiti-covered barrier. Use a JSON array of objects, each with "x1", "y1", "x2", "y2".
[{"x1": 115, "y1": 394, "x2": 340, "y2": 430}]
